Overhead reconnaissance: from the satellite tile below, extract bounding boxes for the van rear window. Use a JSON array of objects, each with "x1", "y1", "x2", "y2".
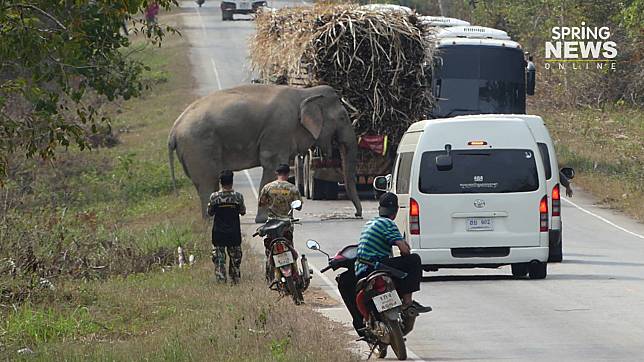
[{"x1": 419, "y1": 149, "x2": 539, "y2": 194}]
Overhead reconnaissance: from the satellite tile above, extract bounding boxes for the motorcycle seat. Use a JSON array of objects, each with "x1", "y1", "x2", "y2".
[{"x1": 257, "y1": 219, "x2": 289, "y2": 234}]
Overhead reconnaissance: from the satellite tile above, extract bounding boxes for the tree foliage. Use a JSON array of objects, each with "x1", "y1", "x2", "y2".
[{"x1": 0, "y1": 0, "x2": 178, "y2": 180}]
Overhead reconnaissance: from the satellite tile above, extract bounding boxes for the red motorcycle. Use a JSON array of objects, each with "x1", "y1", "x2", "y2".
[{"x1": 307, "y1": 239, "x2": 429, "y2": 360}]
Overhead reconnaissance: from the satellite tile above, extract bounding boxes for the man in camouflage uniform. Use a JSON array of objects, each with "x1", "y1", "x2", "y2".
[
  {"x1": 207, "y1": 170, "x2": 246, "y2": 284},
  {"x1": 258, "y1": 164, "x2": 302, "y2": 280}
]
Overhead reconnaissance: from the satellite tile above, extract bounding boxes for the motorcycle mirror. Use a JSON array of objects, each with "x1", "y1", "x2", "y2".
[
  {"x1": 291, "y1": 200, "x2": 302, "y2": 210},
  {"x1": 306, "y1": 239, "x2": 320, "y2": 250}
]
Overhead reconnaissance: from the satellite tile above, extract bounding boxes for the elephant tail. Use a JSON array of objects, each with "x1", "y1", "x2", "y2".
[{"x1": 168, "y1": 129, "x2": 178, "y2": 194}]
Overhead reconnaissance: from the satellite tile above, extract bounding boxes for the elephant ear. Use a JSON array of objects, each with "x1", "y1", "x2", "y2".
[{"x1": 300, "y1": 95, "x2": 324, "y2": 140}]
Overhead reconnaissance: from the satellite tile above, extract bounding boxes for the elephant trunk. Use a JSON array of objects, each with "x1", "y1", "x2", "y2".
[{"x1": 338, "y1": 125, "x2": 362, "y2": 217}]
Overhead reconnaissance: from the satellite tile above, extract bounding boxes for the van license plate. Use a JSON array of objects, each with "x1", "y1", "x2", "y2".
[
  {"x1": 372, "y1": 291, "x2": 402, "y2": 312},
  {"x1": 273, "y1": 252, "x2": 294, "y2": 267},
  {"x1": 467, "y1": 217, "x2": 494, "y2": 231}
]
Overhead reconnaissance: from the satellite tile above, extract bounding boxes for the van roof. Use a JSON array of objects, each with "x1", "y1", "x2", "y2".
[
  {"x1": 405, "y1": 116, "x2": 541, "y2": 150},
  {"x1": 455, "y1": 114, "x2": 549, "y2": 138}
]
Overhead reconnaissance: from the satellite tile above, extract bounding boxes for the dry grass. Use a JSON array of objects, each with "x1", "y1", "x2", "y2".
[
  {"x1": 251, "y1": 4, "x2": 434, "y2": 145},
  {"x1": 539, "y1": 106, "x2": 643, "y2": 221}
]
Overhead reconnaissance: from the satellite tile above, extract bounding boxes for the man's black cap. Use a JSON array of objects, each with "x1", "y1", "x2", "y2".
[
  {"x1": 378, "y1": 192, "x2": 399, "y2": 216},
  {"x1": 276, "y1": 164, "x2": 290, "y2": 174}
]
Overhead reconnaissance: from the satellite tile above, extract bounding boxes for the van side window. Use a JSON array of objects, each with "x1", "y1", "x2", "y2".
[
  {"x1": 537, "y1": 143, "x2": 552, "y2": 180},
  {"x1": 396, "y1": 152, "x2": 414, "y2": 194}
]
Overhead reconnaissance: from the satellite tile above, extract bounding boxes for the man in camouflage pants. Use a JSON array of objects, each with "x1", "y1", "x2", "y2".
[
  {"x1": 258, "y1": 164, "x2": 302, "y2": 281},
  {"x1": 207, "y1": 170, "x2": 246, "y2": 284}
]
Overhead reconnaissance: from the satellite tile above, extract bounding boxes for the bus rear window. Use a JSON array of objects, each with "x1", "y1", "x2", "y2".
[{"x1": 419, "y1": 149, "x2": 539, "y2": 194}]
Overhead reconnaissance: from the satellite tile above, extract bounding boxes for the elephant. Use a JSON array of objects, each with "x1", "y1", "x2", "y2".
[{"x1": 167, "y1": 84, "x2": 363, "y2": 221}]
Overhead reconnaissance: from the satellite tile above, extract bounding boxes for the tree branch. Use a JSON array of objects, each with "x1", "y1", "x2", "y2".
[{"x1": 3, "y1": 4, "x2": 67, "y2": 31}]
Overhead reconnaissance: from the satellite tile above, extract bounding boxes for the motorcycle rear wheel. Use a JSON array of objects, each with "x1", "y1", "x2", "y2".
[
  {"x1": 385, "y1": 319, "x2": 407, "y2": 360},
  {"x1": 285, "y1": 275, "x2": 304, "y2": 305}
]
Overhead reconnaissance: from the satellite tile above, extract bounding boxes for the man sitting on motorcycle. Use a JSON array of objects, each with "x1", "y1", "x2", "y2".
[
  {"x1": 355, "y1": 192, "x2": 430, "y2": 314},
  {"x1": 258, "y1": 164, "x2": 302, "y2": 280}
]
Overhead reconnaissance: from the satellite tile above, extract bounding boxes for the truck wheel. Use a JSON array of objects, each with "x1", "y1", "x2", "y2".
[
  {"x1": 310, "y1": 178, "x2": 325, "y2": 200},
  {"x1": 324, "y1": 181, "x2": 338, "y2": 200},
  {"x1": 294, "y1": 156, "x2": 305, "y2": 195},
  {"x1": 528, "y1": 261, "x2": 547, "y2": 279},
  {"x1": 511, "y1": 263, "x2": 528, "y2": 277},
  {"x1": 303, "y1": 155, "x2": 311, "y2": 199}
]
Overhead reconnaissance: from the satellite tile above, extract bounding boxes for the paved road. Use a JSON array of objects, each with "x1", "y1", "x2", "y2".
[{"x1": 175, "y1": 2, "x2": 644, "y2": 360}]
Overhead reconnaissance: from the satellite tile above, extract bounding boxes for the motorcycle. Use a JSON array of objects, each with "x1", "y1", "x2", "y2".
[
  {"x1": 307, "y1": 239, "x2": 428, "y2": 360},
  {"x1": 253, "y1": 200, "x2": 312, "y2": 305}
]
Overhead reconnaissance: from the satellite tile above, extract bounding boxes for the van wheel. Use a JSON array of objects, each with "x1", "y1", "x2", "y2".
[
  {"x1": 511, "y1": 263, "x2": 528, "y2": 277},
  {"x1": 548, "y1": 242, "x2": 563, "y2": 262},
  {"x1": 528, "y1": 261, "x2": 547, "y2": 279}
]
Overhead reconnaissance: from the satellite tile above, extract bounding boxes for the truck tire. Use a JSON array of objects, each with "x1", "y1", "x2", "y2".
[
  {"x1": 310, "y1": 177, "x2": 325, "y2": 200},
  {"x1": 294, "y1": 156, "x2": 305, "y2": 195},
  {"x1": 324, "y1": 181, "x2": 338, "y2": 200},
  {"x1": 303, "y1": 154, "x2": 311, "y2": 199}
]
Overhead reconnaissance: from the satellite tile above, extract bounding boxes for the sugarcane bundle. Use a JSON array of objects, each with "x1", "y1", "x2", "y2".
[{"x1": 250, "y1": 5, "x2": 435, "y2": 145}]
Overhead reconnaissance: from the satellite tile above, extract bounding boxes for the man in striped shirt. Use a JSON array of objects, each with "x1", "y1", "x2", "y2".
[{"x1": 355, "y1": 192, "x2": 427, "y2": 312}]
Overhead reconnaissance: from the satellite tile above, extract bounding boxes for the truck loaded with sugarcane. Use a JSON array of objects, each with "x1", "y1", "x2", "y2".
[{"x1": 250, "y1": 4, "x2": 536, "y2": 200}]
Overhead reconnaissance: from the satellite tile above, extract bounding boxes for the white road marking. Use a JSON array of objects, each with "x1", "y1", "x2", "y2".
[
  {"x1": 244, "y1": 169, "x2": 259, "y2": 199},
  {"x1": 209, "y1": 58, "x2": 223, "y2": 91},
  {"x1": 563, "y1": 197, "x2": 644, "y2": 240},
  {"x1": 196, "y1": 5, "x2": 223, "y2": 91}
]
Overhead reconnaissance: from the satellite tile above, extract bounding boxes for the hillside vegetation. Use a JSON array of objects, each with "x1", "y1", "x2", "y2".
[{"x1": 0, "y1": 9, "x2": 355, "y2": 360}]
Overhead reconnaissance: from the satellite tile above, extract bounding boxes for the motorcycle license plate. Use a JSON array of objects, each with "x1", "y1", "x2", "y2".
[
  {"x1": 372, "y1": 291, "x2": 402, "y2": 312},
  {"x1": 273, "y1": 252, "x2": 294, "y2": 267}
]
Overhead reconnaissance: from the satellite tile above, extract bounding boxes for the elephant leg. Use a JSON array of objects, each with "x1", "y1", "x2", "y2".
[{"x1": 184, "y1": 143, "x2": 222, "y2": 219}]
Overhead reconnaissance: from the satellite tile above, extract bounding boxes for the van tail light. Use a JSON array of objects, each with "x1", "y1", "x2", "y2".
[
  {"x1": 552, "y1": 184, "x2": 561, "y2": 217},
  {"x1": 410, "y1": 198, "x2": 420, "y2": 235},
  {"x1": 540, "y1": 195, "x2": 549, "y2": 232}
]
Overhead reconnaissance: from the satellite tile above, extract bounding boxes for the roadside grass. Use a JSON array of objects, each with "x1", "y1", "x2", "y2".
[
  {"x1": 3, "y1": 247, "x2": 356, "y2": 361},
  {"x1": 1, "y1": 7, "x2": 356, "y2": 360},
  {"x1": 539, "y1": 106, "x2": 643, "y2": 221}
]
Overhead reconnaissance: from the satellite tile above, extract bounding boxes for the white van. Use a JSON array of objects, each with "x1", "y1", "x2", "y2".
[
  {"x1": 457, "y1": 114, "x2": 574, "y2": 262},
  {"x1": 375, "y1": 116, "x2": 550, "y2": 279}
]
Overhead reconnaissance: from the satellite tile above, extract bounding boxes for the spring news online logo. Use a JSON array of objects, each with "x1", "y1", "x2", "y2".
[{"x1": 544, "y1": 22, "x2": 617, "y2": 70}]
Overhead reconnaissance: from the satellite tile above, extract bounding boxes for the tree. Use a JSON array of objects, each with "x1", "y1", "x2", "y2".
[{"x1": 0, "y1": 0, "x2": 178, "y2": 180}]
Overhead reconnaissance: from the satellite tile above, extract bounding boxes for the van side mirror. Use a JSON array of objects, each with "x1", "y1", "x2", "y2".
[
  {"x1": 436, "y1": 144, "x2": 453, "y2": 171},
  {"x1": 526, "y1": 59, "x2": 536, "y2": 96},
  {"x1": 560, "y1": 167, "x2": 575, "y2": 180},
  {"x1": 373, "y1": 175, "x2": 390, "y2": 192}
]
